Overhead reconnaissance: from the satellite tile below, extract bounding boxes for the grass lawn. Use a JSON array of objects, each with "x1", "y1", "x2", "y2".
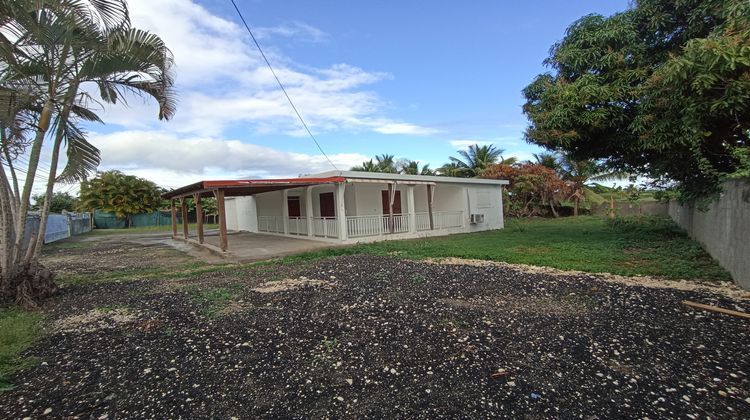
[
  {"x1": 88, "y1": 223, "x2": 218, "y2": 234},
  {"x1": 0, "y1": 308, "x2": 42, "y2": 392},
  {"x1": 287, "y1": 216, "x2": 732, "y2": 282}
]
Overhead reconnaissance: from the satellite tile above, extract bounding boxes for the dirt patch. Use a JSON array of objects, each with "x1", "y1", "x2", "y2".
[
  {"x1": 54, "y1": 308, "x2": 139, "y2": 333},
  {"x1": 250, "y1": 277, "x2": 333, "y2": 293},
  {"x1": 428, "y1": 257, "x2": 750, "y2": 300}
]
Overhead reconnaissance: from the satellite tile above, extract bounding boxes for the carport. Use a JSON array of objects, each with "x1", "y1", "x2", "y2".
[{"x1": 161, "y1": 176, "x2": 344, "y2": 252}]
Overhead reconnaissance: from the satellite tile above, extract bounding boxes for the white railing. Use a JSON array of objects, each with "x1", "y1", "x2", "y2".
[
  {"x1": 415, "y1": 213, "x2": 431, "y2": 231},
  {"x1": 347, "y1": 214, "x2": 384, "y2": 238},
  {"x1": 258, "y1": 215, "x2": 284, "y2": 233},
  {"x1": 312, "y1": 217, "x2": 338, "y2": 238},
  {"x1": 387, "y1": 214, "x2": 410, "y2": 234},
  {"x1": 346, "y1": 213, "x2": 411, "y2": 238},
  {"x1": 287, "y1": 217, "x2": 308, "y2": 236}
]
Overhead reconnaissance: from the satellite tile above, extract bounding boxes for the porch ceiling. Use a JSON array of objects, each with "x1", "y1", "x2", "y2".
[{"x1": 162, "y1": 176, "x2": 346, "y2": 199}]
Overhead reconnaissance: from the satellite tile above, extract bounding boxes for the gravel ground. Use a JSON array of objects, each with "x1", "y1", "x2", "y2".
[{"x1": 1, "y1": 254, "x2": 749, "y2": 418}]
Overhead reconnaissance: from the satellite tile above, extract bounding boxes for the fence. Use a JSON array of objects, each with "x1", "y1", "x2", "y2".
[
  {"x1": 94, "y1": 210, "x2": 180, "y2": 229},
  {"x1": 668, "y1": 179, "x2": 750, "y2": 290},
  {"x1": 24, "y1": 211, "x2": 92, "y2": 245}
]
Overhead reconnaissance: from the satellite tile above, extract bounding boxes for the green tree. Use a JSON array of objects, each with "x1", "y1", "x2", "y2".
[
  {"x1": 32, "y1": 192, "x2": 78, "y2": 214},
  {"x1": 522, "y1": 0, "x2": 750, "y2": 203},
  {"x1": 447, "y1": 144, "x2": 513, "y2": 177},
  {"x1": 557, "y1": 155, "x2": 625, "y2": 216},
  {"x1": 436, "y1": 162, "x2": 465, "y2": 177},
  {"x1": 350, "y1": 154, "x2": 399, "y2": 173},
  {"x1": 78, "y1": 171, "x2": 163, "y2": 227},
  {"x1": 0, "y1": 0, "x2": 175, "y2": 305},
  {"x1": 399, "y1": 160, "x2": 434, "y2": 175},
  {"x1": 532, "y1": 152, "x2": 561, "y2": 172}
]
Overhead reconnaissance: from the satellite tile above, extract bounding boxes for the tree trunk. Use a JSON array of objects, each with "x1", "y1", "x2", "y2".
[
  {"x1": 573, "y1": 196, "x2": 580, "y2": 217},
  {"x1": 549, "y1": 200, "x2": 559, "y2": 218},
  {"x1": 1, "y1": 99, "x2": 58, "y2": 307}
]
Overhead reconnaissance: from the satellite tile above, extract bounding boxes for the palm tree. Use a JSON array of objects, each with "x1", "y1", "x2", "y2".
[
  {"x1": 374, "y1": 154, "x2": 398, "y2": 173},
  {"x1": 0, "y1": 0, "x2": 175, "y2": 305},
  {"x1": 557, "y1": 154, "x2": 626, "y2": 216},
  {"x1": 436, "y1": 162, "x2": 465, "y2": 177},
  {"x1": 351, "y1": 154, "x2": 399, "y2": 173},
  {"x1": 351, "y1": 159, "x2": 379, "y2": 172},
  {"x1": 532, "y1": 152, "x2": 561, "y2": 172},
  {"x1": 448, "y1": 144, "x2": 511, "y2": 177},
  {"x1": 400, "y1": 160, "x2": 434, "y2": 175}
]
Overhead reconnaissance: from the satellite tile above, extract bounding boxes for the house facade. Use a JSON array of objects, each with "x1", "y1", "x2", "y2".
[{"x1": 225, "y1": 171, "x2": 507, "y2": 244}]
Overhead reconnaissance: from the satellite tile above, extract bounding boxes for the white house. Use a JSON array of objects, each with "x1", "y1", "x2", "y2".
[{"x1": 163, "y1": 171, "x2": 508, "y2": 251}]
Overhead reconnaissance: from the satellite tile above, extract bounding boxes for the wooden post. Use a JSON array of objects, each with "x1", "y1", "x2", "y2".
[
  {"x1": 171, "y1": 199, "x2": 177, "y2": 237},
  {"x1": 180, "y1": 197, "x2": 189, "y2": 239},
  {"x1": 427, "y1": 185, "x2": 434, "y2": 230},
  {"x1": 215, "y1": 189, "x2": 228, "y2": 251},
  {"x1": 194, "y1": 193, "x2": 204, "y2": 244}
]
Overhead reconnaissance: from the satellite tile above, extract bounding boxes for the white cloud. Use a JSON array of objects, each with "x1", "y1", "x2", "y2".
[
  {"x1": 89, "y1": 130, "x2": 367, "y2": 186},
  {"x1": 371, "y1": 122, "x2": 438, "y2": 135},
  {"x1": 255, "y1": 21, "x2": 329, "y2": 43},
  {"x1": 94, "y1": 0, "x2": 434, "y2": 138}
]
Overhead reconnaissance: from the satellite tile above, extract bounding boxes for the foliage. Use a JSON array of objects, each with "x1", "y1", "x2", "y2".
[
  {"x1": 447, "y1": 144, "x2": 510, "y2": 177},
  {"x1": 399, "y1": 160, "x2": 435, "y2": 175},
  {"x1": 556, "y1": 154, "x2": 626, "y2": 216},
  {"x1": 522, "y1": 0, "x2": 750, "y2": 204},
  {"x1": 31, "y1": 192, "x2": 78, "y2": 214},
  {"x1": 0, "y1": 307, "x2": 42, "y2": 391},
  {"x1": 78, "y1": 171, "x2": 163, "y2": 226},
  {"x1": 285, "y1": 216, "x2": 731, "y2": 282},
  {"x1": 351, "y1": 154, "x2": 399, "y2": 173},
  {"x1": 0, "y1": 0, "x2": 175, "y2": 305},
  {"x1": 483, "y1": 163, "x2": 571, "y2": 217}
]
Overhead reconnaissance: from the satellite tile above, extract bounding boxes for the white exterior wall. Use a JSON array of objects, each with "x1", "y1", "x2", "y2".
[
  {"x1": 223, "y1": 177, "x2": 505, "y2": 242},
  {"x1": 234, "y1": 196, "x2": 258, "y2": 232},
  {"x1": 464, "y1": 184, "x2": 504, "y2": 231},
  {"x1": 225, "y1": 198, "x2": 239, "y2": 231}
]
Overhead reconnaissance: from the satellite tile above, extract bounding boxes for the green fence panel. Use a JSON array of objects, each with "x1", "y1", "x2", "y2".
[
  {"x1": 93, "y1": 210, "x2": 126, "y2": 229},
  {"x1": 94, "y1": 210, "x2": 180, "y2": 229}
]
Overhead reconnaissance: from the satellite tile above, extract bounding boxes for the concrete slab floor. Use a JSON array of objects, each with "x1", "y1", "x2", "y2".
[{"x1": 190, "y1": 230, "x2": 338, "y2": 263}]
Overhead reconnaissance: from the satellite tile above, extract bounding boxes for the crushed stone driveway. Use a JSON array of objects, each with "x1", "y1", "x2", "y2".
[{"x1": 1, "y1": 255, "x2": 749, "y2": 418}]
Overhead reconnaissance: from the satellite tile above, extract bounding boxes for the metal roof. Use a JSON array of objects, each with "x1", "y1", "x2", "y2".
[{"x1": 162, "y1": 171, "x2": 508, "y2": 200}]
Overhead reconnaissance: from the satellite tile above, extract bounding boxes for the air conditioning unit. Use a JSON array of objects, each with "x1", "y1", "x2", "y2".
[{"x1": 470, "y1": 214, "x2": 484, "y2": 224}]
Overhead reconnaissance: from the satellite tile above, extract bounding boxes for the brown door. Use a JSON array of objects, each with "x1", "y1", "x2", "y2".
[
  {"x1": 319, "y1": 192, "x2": 335, "y2": 218},
  {"x1": 287, "y1": 196, "x2": 301, "y2": 218},
  {"x1": 381, "y1": 190, "x2": 402, "y2": 214}
]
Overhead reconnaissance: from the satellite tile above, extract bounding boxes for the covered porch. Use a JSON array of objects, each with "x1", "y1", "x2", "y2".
[
  {"x1": 161, "y1": 176, "x2": 347, "y2": 253},
  {"x1": 248, "y1": 180, "x2": 466, "y2": 242}
]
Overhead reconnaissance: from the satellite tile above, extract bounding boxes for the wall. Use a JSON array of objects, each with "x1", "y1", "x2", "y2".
[
  {"x1": 464, "y1": 184, "x2": 504, "y2": 231},
  {"x1": 668, "y1": 179, "x2": 750, "y2": 289}
]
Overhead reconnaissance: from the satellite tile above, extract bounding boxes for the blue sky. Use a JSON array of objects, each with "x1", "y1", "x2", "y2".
[{"x1": 68, "y1": 0, "x2": 630, "y2": 189}]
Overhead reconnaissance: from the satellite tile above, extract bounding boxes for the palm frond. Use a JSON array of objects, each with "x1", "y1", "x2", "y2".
[{"x1": 56, "y1": 121, "x2": 100, "y2": 183}]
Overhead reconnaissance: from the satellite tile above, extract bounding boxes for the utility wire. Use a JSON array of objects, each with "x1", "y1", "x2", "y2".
[{"x1": 229, "y1": 0, "x2": 339, "y2": 171}]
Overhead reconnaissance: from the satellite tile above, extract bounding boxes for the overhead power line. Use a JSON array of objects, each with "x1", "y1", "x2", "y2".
[{"x1": 229, "y1": 0, "x2": 339, "y2": 171}]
